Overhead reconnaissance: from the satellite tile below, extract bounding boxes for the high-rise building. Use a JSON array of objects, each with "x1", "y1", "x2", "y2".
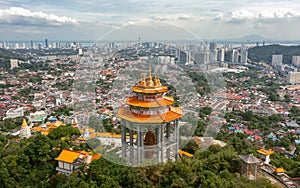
[
  {"x1": 241, "y1": 50, "x2": 248, "y2": 64},
  {"x1": 292, "y1": 56, "x2": 300, "y2": 66},
  {"x1": 288, "y1": 72, "x2": 300, "y2": 84},
  {"x1": 52, "y1": 42, "x2": 57, "y2": 49},
  {"x1": 45, "y1": 39, "x2": 48, "y2": 48},
  {"x1": 30, "y1": 41, "x2": 33, "y2": 49},
  {"x1": 272, "y1": 55, "x2": 283, "y2": 66},
  {"x1": 178, "y1": 50, "x2": 187, "y2": 64},
  {"x1": 209, "y1": 49, "x2": 218, "y2": 62},
  {"x1": 194, "y1": 52, "x2": 209, "y2": 64},
  {"x1": 78, "y1": 48, "x2": 83, "y2": 56},
  {"x1": 38, "y1": 43, "x2": 42, "y2": 49},
  {"x1": 231, "y1": 49, "x2": 239, "y2": 62},
  {"x1": 209, "y1": 42, "x2": 217, "y2": 51},
  {"x1": 217, "y1": 48, "x2": 225, "y2": 62},
  {"x1": 10, "y1": 59, "x2": 19, "y2": 69},
  {"x1": 14, "y1": 43, "x2": 19, "y2": 49},
  {"x1": 118, "y1": 68, "x2": 182, "y2": 166}
]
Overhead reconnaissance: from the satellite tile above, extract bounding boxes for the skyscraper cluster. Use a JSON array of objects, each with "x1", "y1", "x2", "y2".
[{"x1": 176, "y1": 42, "x2": 248, "y2": 65}]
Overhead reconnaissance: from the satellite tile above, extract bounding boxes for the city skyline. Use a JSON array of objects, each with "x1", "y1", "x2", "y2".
[{"x1": 1, "y1": 1, "x2": 300, "y2": 41}]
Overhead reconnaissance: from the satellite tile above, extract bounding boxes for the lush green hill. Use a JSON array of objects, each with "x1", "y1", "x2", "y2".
[
  {"x1": 0, "y1": 48, "x2": 27, "y2": 70},
  {"x1": 248, "y1": 44, "x2": 300, "y2": 64}
]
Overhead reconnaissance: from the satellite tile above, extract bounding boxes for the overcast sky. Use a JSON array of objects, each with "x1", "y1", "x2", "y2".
[{"x1": 1, "y1": 0, "x2": 300, "y2": 41}]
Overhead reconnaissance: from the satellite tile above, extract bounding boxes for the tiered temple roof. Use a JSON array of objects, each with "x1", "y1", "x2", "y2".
[{"x1": 118, "y1": 68, "x2": 182, "y2": 124}]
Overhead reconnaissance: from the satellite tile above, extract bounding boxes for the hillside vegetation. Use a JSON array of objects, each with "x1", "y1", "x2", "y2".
[{"x1": 248, "y1": 44, "x2": 300, "y2": 64}]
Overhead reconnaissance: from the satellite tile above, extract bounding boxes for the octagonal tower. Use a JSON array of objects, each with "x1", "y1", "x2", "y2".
[{"x1": 118, "y1": 67, "x2": 182, "y2": 166}]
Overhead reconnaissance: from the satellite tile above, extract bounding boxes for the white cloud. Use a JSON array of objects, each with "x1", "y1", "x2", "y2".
[
  {"x1": 149, "y1": 15, "x2": 204, "y2": 22},
  {"x1": 0, "y1": 7, "x2": 78, "y2": 26},
  {"x1": 214, "y1": 13, "x2": 223, "y2": 21},
  {"x1": 228, "y1": 8, "x2": 300, "y2": 23}
]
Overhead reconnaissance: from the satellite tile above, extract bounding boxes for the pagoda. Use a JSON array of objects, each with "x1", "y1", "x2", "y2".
[
  {"x1": 118, "y1": 67, "x2": 182, "y2": 165},
  {"x1": 20, "y1": 118, "x2": 31, "y2": 139}
]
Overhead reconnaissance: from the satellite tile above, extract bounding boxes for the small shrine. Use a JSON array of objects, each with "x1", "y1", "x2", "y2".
[{"x1": 239, "y1": 154, "x2": 260, "y2": 180}]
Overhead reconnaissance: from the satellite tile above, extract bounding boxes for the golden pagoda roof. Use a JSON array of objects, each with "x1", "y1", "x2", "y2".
[
  {"x1": 126, "y1": 96, "x2": 174, "y2": 108},
  {"x1": 118, "y1": 106, "x2": 182, "y2": 123},
  {"x1": 257, "y1": 148, "x2": 274, "y2": 155},
  {"x1": 22, "y1": 119, "x2": 28, "y2": 128},
  {"x1": 133, "y1": 67, "x2": 167, "y2": 94},
  {"x1": 132, "y1": 85, "x2": 168, "y2": 94}
]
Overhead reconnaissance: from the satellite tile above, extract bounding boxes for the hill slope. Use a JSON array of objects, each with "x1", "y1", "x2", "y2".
[
  {"x1": 0, "y1": 48, "x2": 27, "y2": 69},
  {"x1": 248, "y1": 44, "x2": 300, "y2": 64}
]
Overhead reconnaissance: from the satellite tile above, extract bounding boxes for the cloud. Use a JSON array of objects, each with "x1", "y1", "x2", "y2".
[
  {"x1": 214, "y1": 13, "x2": 223, "y2": 21},
  {"x1": 0, "y1": 7, "x2": 78, "y2": 26},
  {"x1": 227, "y1": 8, "x2": 300, "y2": 24},
  {"x1": 149, "y1": 15, "x2": 204, "y2": 22}
]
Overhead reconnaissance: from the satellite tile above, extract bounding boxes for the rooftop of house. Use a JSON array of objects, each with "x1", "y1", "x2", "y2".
[
  {"x1": 55, "y1": 149, "x2": 100, "y2": 163},
  {"x1": 257, "y1": 148, "x2": 275, "y2": 156}
]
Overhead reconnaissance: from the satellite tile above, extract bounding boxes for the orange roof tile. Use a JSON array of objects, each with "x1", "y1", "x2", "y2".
[
  {"x1": 47, "y1": 121, "x2": 63, "y2": 128},
  {"x1": 178, "y1": 149, "x2": 194, "y2": 157},
  {"x1": 118, "y1": 106, "x2": 182, "y2": 123},
  {"x1": 55, "y1": 149, "x2": 81, "y2": 163},
  {"x1": 132, "y1": 85, "x2": 168, "y2": 94},
  {"x1": 257, "y1": 148, "x2": 274, "y2": 155},
  {"x1": 91, "y1": 153, "x2": 101, "y2": 161},
  {"x1": 126, "y1": 96, "x2": 174, "y2": 108},
  {"x1": 274, "y1": 167, "x2": 286, "y2": 173},
  {"x1": 31, "y1": 127, "x2": 45, "y2": 131}
]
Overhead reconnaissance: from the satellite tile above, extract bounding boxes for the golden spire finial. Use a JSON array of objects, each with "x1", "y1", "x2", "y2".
[
  {"x1": 22, "y1": 118, "x2": 28, "y2": 128},
  {"x1": 148, "y1": 64, "x2": 151, "y2": 77},
  {"x1": 139, "y1": 73, "x2": 146, "y2": 86},
  {"x1": 147, "y1": 64, "x2": 153, "y2": 86},
  {"x1": 153, "y1": 72, "x2": 161, "y2": 86}
]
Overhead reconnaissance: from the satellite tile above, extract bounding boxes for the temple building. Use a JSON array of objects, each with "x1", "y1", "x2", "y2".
[
  {"x1": 118, "y1": 67, "x2": 182, "y2": 166},
  {"x1": 55, "y1": 149, "x2": 100, "y2": 175},
  {"x1": 20, "y1": 119, "x2": 31, "y2": 139},
  {"x1": 257, "y1": 148, "x2": 274, "y2": 165}
]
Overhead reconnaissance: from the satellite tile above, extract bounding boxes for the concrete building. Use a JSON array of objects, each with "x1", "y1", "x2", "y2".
[
  {"x1": 209, "y1": 42, "x2": 217, "y2": 51},
  {"x1": 157, "y1": 56, "x2": 175, "y2": 65},
  {"x1": 5, "y1": 107, "x2": 24, "y2": 119},
  {"x1": 272, "y1": 54, "x2": 283, "y2": 66},
  {"x1": 194, "y1": 52, "x2": 210, "y2": 64},
  {"x1": 241, "y1": 50, "x2": 248, "y2": 64},
  {"x1": 231, "y1": 49, "x2": 239, "y2": 62},
  {"x1": 288, "y1": 72, "x2": 300, "y2": 84},
  {"x1": 292, "y1": 56, "x2": 300, "y2": 66},
  {"x1": 209, "y1": 49, "x2": 218, "y2": 62},
  {"x1": 217, "y1": 48, "x2": 225, "y2": 62},
  {"x1": 178, "y1": 50, "x2": 187, "y2": 64},
  {"x1": 10, "y1": 59, "x2": 19, "y2": 69}
]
